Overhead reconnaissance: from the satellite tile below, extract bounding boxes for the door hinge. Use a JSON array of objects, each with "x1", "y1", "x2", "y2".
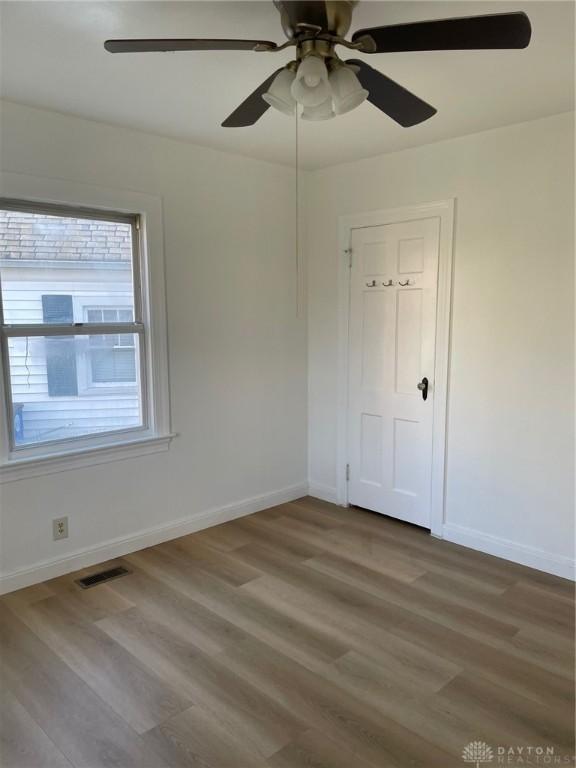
[
  {"x1": 346, "y1": 463, "x2": 350, "y2": 482},
  {"x1": 344, "y1": 248, "x2": 353, "y2": 268}
]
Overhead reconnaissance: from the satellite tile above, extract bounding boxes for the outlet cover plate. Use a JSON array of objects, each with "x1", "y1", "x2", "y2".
[{"x1": 53, "y1": 516, "x2": 68, "y2": 540}]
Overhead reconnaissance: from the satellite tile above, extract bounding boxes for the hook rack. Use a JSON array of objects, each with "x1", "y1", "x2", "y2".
[{"x1": 365, "y1": 278, "x2": 415, "y2": 288}]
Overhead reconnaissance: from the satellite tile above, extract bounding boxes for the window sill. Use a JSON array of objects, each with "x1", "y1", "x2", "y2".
[{"x1": 0, "y1": 434, "x2": 176, "y2": 484}]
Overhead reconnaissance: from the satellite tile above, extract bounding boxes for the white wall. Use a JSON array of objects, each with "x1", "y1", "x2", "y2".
[
  {"x1": 1, "y1": 101, "x2": 573, "y2": 587},
  {"x1": 0, "y1": 101, "x2": 307, "y2": 589},
  {"x1": 307, "y1": 112, "x2": 575, "y2": 577}
]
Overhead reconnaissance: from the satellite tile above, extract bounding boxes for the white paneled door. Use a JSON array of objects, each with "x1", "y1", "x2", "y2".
[{"x1": 347, "y1": 217, "x2": 440, "y2": 528}]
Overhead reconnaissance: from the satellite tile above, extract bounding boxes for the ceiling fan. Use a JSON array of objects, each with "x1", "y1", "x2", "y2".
[{"x1": 104, "y1": 1, "x2": 531, "y2": 127}]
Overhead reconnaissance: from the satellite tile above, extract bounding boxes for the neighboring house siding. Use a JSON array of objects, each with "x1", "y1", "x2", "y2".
[{"x1": 1, "y1": 211, "x2": 141, "y2": 445}]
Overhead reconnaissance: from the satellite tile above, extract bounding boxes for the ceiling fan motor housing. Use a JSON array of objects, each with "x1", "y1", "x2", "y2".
[{"x1": 274, "y1": 1, "x2": 358, "y2": 39}]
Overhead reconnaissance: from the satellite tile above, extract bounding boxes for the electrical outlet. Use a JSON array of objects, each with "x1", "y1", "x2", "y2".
[{"x1": 53, "y1": 516, "x2": 68, "y2": 541}]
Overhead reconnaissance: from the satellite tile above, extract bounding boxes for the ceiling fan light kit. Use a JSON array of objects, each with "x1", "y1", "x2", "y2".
[
  {"x1": 329, "y1": 62, "x2": 369, "y2": 115},
  {"x1": 301, "y1": 96, "x2": 335, "y2": 121},
  {"x1": 291, "y1": 54, "x2": 331, "y2": 106},
  {"x1": 262, "y1": 67, "x2": 297, "y2": 115},
  {"x1": 262, "y1": 57, "x2": 368, "y2": 120},
  {"x1": 104, "y1": 0, "x2": 532, "y2": 129}
]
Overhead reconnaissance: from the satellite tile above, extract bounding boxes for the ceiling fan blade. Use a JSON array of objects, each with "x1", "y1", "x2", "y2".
[
  {"x1": 221, "y1": 68, "x2": 284, "y2": 127},
  {"x1": 104, "y1": 38, "x2": 278, "y2": 53},
  {"x1": 347, "y1": 60, "x2": 436, "y2": 127},
  {"x1": 352, "y1": 12, "x2": 531, "y2": 53}
]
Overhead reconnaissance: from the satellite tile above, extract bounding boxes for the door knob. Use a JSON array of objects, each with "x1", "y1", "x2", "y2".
[{"x1": 417, "y1": 377, "x2": 429, "y2": 401}]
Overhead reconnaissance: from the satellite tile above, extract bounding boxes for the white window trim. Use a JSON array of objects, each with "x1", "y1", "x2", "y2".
[{"x1": 0, "y1": 172, "x2": 174, "y2": 483}]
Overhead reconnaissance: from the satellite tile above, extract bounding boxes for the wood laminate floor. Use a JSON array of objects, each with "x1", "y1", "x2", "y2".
[{"x1": 1, "y1": 497, "x2": 574, "y2": 768}]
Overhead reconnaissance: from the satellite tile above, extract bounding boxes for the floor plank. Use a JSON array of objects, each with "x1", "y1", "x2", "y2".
[
  {"x1": 0, "y1": 688, "x2": 72, "y2": 768},
  {"x1": 215, "y1": 635, "x2": 456, "y2": 768},
  {"x1": 143, "y1": 703, "x2": 268, "y2": 768},
  {"x1": 0, "y1": 605, "x2": 170, "y2": 767},
  {"x1": 11, "y1": 595, "x2": 191, "y2": 733},
  {"x1": 1, "y1": 497, "x2": 574, "y2": 768},
  {"x1": 97, "y1": 607, "x2": 306, "y2": 758},
  {"x1": 268, "y1": 728, "x2": 378, "y2": 768},
  {"x1": 437, "y1": 671, "x2": 574, "y2": 751}
]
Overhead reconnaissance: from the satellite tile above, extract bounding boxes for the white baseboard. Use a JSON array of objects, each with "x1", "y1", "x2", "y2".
[
  {"x1": 308, "y1": 482, "x2": 339, "y2": 504},
  {"x1": 442, "y1": 523, "x2": 575, "y2": 581},
  {"x1": 0, "y1": 482, "x2": 308, "y2": 595}
]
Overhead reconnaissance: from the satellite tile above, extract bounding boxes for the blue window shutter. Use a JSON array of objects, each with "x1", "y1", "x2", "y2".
[
  {"x1": 42, "y1": 295, "x2": 74, "y2": 324},
  {"x1": 42, "y1": 295, "x2": 78, "y2": 397}
]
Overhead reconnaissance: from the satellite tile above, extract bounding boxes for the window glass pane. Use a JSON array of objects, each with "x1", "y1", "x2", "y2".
[
  {"x1": 86, "y1": 309, "x2": 102, "y2": 323},
  {"x1": 91, "y1": 348, "x2": 136, "y2": 383},
  {"x1": 6, "y1": 334, "x2": 143, "y2": 446},
  {"x1": 0, "y1": 209, "x2": 135, "y2": 324}
]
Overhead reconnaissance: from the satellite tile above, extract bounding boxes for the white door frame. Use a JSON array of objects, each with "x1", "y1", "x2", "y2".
[{"x1": 336, "y1": 199, "x2": 455, "y2": 537}]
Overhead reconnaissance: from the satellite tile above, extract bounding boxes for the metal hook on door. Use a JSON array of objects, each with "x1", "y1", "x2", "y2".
[
  {"x1": 365, "y1": 280, "x2": 377, "y2": 287},
  {"x1": 382, "y1": 279, "x2": 394, "y2": 287},
  {"x1": 399, "y1": 279, "x2": 412, "y2": 287}
]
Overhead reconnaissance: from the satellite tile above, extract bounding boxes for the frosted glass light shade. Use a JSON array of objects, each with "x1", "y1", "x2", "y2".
[
  {"x1": 262, "y1": 69, "x2": 297, "y2": 115},
  {"x1": 329, "y1": 66, "x2": 368, "y2": 115},
  {"x1": 301, "y1": 98, "x2": 335, "y2": 121},
  {"x1": 291, "y1": 56, "x2": 331, "y2": 107}
]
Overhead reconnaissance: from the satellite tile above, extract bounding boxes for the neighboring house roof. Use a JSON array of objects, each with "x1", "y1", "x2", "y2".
[{"x1": 0, "y1": 210, "x2": 132, "y2": 263}]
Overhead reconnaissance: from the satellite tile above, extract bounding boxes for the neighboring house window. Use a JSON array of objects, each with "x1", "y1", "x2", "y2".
[
  {"x1": 0, "y1": 201, "x2": 148, "y2": 451},
  {"x1": 85, "y1": 308, "x2": 137, "y2": 386}
]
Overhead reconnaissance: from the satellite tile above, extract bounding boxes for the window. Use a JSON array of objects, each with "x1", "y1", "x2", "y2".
[
  {"x1": 0, "y1": 199, "x2": 160, "y2": 460},
  {"x1": 84, "y1": 308, "x2": 137, "y2": 387}
]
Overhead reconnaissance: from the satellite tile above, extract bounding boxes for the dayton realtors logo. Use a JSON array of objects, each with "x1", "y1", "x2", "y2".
[
  {"x1": 462, "y1": 742, "x2": 575, "y2": 766},
  {"x1": 463, "y1": 742, "x2": 494, "y2": 767}
]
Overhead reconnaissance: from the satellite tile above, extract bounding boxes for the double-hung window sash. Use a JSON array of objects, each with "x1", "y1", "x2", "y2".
[{"x1": 0, "y1": 201, "x2": 147, "y2": 451}]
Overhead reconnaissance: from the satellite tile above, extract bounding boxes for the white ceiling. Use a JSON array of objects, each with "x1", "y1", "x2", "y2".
[{"x1": 1, "y1": 1, "x2": 574, "y2": 169}]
